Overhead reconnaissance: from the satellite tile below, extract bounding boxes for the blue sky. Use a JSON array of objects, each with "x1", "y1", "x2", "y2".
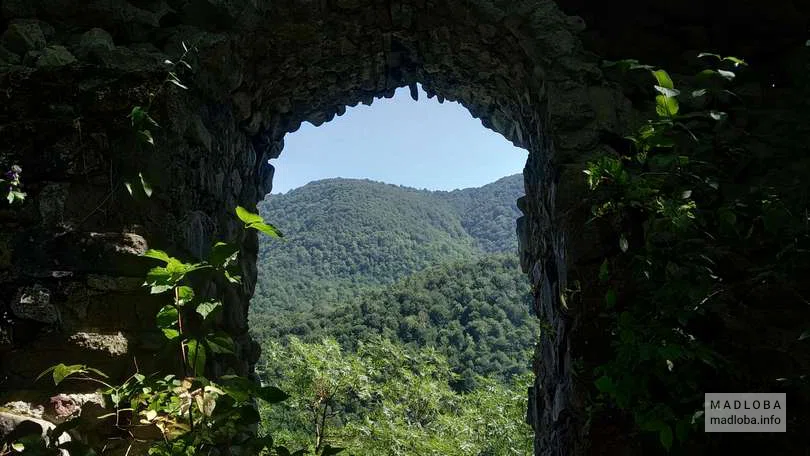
[{"x1": 269, "y1": 85, "x2": 528, "y2": 194}]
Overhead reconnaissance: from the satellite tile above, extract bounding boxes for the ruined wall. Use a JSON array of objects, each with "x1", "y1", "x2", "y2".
[{"x1": 5, "y1": 0, "x2": 800, "y2": 455}]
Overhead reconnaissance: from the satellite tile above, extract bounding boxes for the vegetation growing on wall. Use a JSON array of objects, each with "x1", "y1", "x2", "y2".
[{"x1": 587, "y1": 53, "x2": 810, "y2": 450}]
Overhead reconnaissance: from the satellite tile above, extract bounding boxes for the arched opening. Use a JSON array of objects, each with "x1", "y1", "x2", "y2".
[
  {"x1": 249, "y1": 84, "x2": 535, "y2": 452},
  {"x1": 0, "y1": 1, "x2": 624, "y2": 455}
]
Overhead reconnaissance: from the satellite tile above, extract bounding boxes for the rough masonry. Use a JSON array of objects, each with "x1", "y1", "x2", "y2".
[{"x1": 1, "y1": 0, "x2": 806, "y2": 455}]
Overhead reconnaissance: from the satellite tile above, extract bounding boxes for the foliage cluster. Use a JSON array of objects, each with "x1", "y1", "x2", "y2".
[
  {"x1": 251, "y1": 175, "x2": 524, "y2": 313},
  {"x1": 258, "y1": 337, "x2": 533, "y2": 456},
  {"x1": 589, "y1": 54, "x2": 810, "y2": 450},
  {"x1": 252, "y1": 253, "x2": 538, "y2": 390},
  {"x1": 2, "y1": 207, "x2": 291, "y2": 456}
]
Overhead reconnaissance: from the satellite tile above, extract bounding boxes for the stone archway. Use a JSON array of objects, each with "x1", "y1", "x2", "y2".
[{"x1": 0, "y1": 1, "x2": 633, "y2": 454}]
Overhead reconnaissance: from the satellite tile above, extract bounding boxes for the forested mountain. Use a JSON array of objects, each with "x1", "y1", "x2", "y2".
[
  {"x1": 252, "y1": 174, "x2": 524, "y2": 313},
  {"x1": 252, "y1": 253, "x2": 538, "y2": 386},
  {"x1": 248, "y1": 175, "x2": 536, "y2": 453}
]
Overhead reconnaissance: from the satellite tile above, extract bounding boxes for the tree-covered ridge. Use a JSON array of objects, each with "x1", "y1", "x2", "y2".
[
  {"x1": 442, "y1": 174, "x2": 525, "y2": 252},
  {"x1": 251, "y1": 253, "x2": 539, "y2": 387},
  {"x1": 252, "y1": 175, "x2": 524, "y2": 313}
]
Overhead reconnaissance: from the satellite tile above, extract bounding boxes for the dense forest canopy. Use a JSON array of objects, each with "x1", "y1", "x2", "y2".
[
  {"x1": 248, "y1": 175, "x2": 537, "y2": 454},
  {"x1": 252, "y1": 174, "x2": 524, "y2": 313}
]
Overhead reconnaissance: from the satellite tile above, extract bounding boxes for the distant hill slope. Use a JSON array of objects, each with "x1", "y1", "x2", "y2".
[
  {"x1": 252, "y1": 175, "x2": 524, "y2": 313},
  {"x1": 251, "y1": 253, "x2": 538, "y2": 386},
  {"x1": 442, "y1": 174, "x2": 525, "y2": 253}
]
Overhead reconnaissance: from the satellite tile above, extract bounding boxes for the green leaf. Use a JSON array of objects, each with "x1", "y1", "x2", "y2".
[
  {"x1": 659, "y1": 425, "x2": 673, "y2": 451},
  {"x1": 167, "y1": 77, "x2": 188, "y2": 90},
  {"x1": 675, "y1": 420, "x2": 689, "y2": 442},
  {"x1": 143, "y1": 250, "x2": 172, "y2": 264},
  {"x1": 619, "y1": 234, "x2": 629, "y2": 253},
  {"x1": 799, "y1": 330, "x2": 810, "y2": 341},
  {"x1": 697, "y1": 52, "x2": 721, "y2": 60},
  {"x1": 139, "y1": 172, "x2": 153, "y2": 197},
  {"x1": 723, "y1": 56, "x2": 747, "y2": 66},
  {"x1": 162, "y1": 328, "x2": 180, "y2": 340},
  {"x1": 594, "y1": 375, "x2": 615, "y2": 394},
  {"x1": 186, "y1": 339, "x2": 207, "y2": 376},
  {"x1": 156, "y1": 305, "x2": 178, "y2": 329},
  {"x1": 176, "y1": 286, "x2": 194, "y2": 305},
  {"x1": 654, "y1": 86, "x2": 680, "y2": 98},
  {"x1": 709, "y1": 111, "x2": 727, "y2": 121},
  {"x1": 255, "y1": 385, "x2": 289, "y2": 404},
  {"x1": 196, "y1": 301, "x2": 221, "y2": 321},
  {"x1": 209, "y1": 242, "x2": 240, "y2": 268},
  {"x1": 206, "y1": 332, "x2": 235, "y2": 354},
  {"x1": 651, "y1": 69, "x2": 674, "y2": 89},
  {"x1": 235, "y1": 206, "x2": 263, "y2": 225},
  {"x1": 605, "y1": 289, "x2": 617, "y2": 308},
  {"x1": 598, "y1": 259, "x2": 609, "y2": 283},
  {"x1": 248, "y1": 221, "x2": 284, "y2": 238},
  {"x1": 49, "y1": 364, "x2": 89, "y2": 385},
  {"x1": 129, "y1": 106, "x2": 147, "y2": 126},
  {"x1": 224, "y1": 270, "x2": 242, "y2": 284},
  {"x1": 656, "y1": 95, "x2": 679, "y2": 117},
  {"x1": 717, "y1": 69, "x2": 736, "y2": 80}
]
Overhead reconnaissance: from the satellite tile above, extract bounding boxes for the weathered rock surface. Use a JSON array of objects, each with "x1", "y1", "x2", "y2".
[{"x1": 0, "y1": 0, "x2": 806, "y2": 455}]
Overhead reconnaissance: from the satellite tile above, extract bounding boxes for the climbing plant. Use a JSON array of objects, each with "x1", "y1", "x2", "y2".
[
  {"x1": 588, "y1": 53, "x2": 810, "y2": 450},
  {"x1": 1, "y1": 165, "x2": 26, "y2": 205},
  {"x1": 1, "y1": 206, "x2": 297, "y2": 456},
  {"x1": 0, "y1": 43, "x2": 316, "y2": 456}
]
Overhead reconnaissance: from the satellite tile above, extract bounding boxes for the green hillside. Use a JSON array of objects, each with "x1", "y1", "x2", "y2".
[
  {"x1": 252, "y1": 175, "x2": 524, "y2": 313},
  {"x1": 252, "y1": 253, "x2": 538, "y2": 387}
]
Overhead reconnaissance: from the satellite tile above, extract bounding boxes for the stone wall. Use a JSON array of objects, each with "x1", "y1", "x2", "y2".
[{"x1": 2, "y1": 0, "x2": 803, "y2": 454}]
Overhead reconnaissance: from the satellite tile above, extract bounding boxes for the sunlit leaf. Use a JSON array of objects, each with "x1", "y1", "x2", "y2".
[
  {"x1": 176, "y1": 285, "x2": 194, "y2": 304},
  {"x1": 143, "y1": 249, "x2": 172, "y2": 264},
  {"x1": 717, "y1": 69, "x2": 736, "y2": 81},
  {"x1": 656, "y1": 95, "x2": 679, "y2": 117},
  {"x1": 139, "y1": 172, "x2": 153, "y2": 197},
  {"x1": 156, "y1": 305, "x2": 178, "y2": 329},
  {"x1": 248, "y1": 221, "x2": 284, "y2": 238},
  {"x1": 162, "y1": 328, "x2": 180, "y2": 340},
  {"x1": 186, "y1": 339, "x2": 207, "y2": 376},
  {"x1": 697, "y1": 52, "x2": 721, "y2": 60},
  {"x1": 651, "y1": 69, "x2": 674, "y2": 89},
  {"x1": 654, "y1": 86, "x2": 680, "y2": 97},
  {"x1": 235, "y1": 206, "x2": 263, "y2": 225},
  {"x1": 196, "y1": 301, "x2": 221, "y2": 321}
]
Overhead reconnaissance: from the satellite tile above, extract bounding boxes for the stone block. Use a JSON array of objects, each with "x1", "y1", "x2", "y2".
[
  {"x1": 11, "y1": 284, "x2": 58, "y2": 324},
  {"x1": 2, "y1": 21, "x2": 46, "y2": 55}
]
